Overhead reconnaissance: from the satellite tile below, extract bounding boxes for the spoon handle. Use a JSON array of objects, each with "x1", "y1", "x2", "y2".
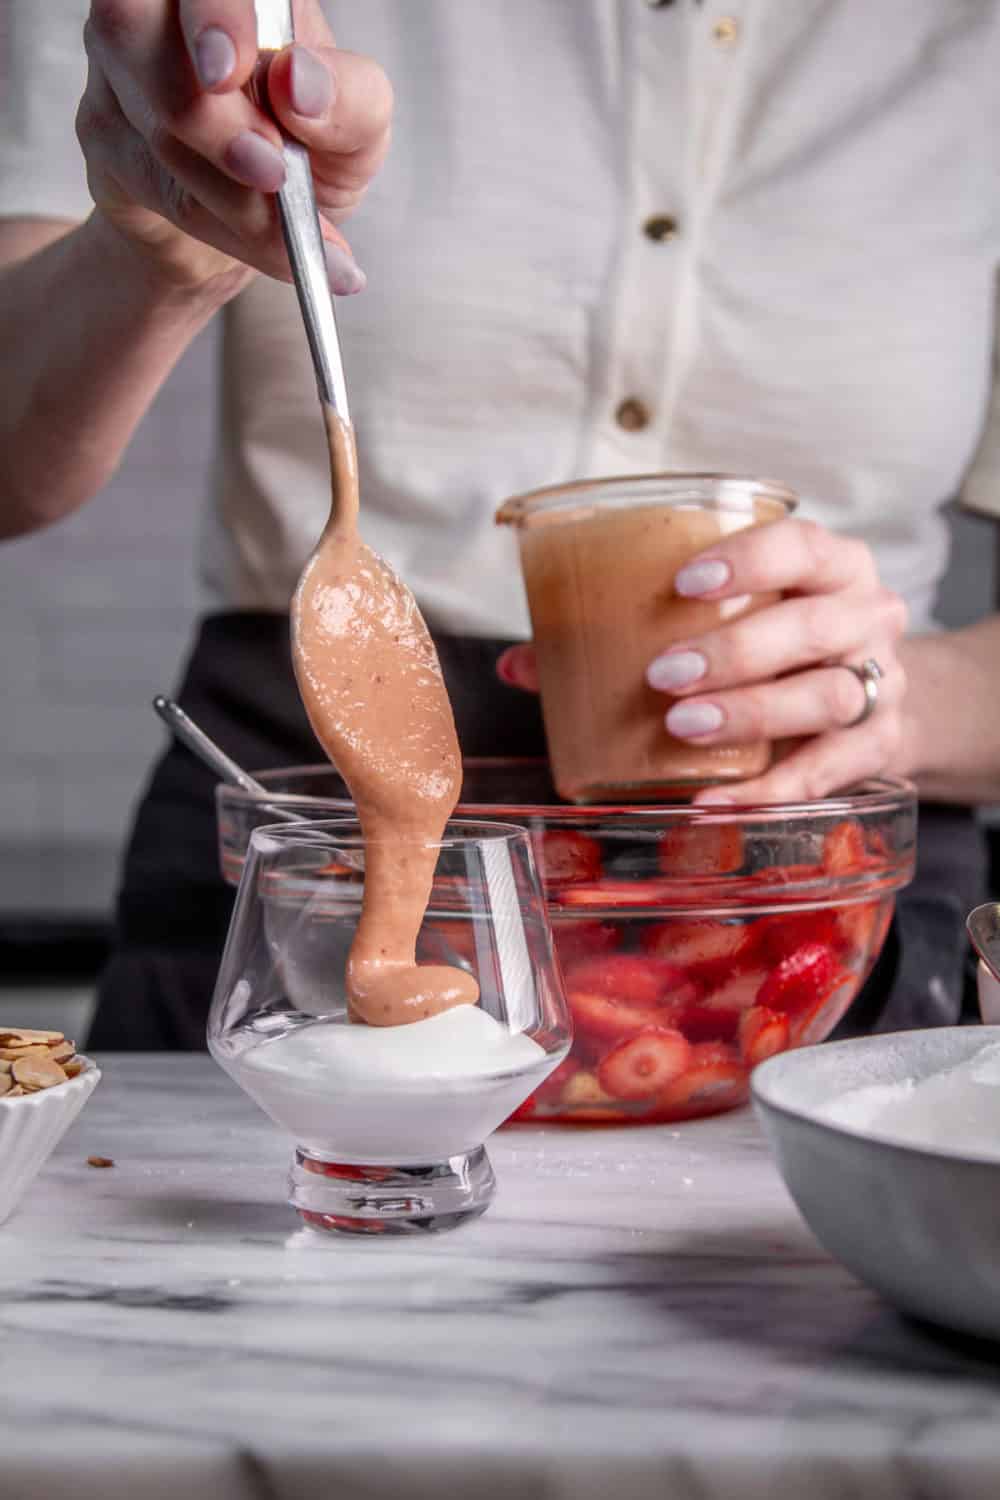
[
  {"x1": 151, "y1": 696, "x2": 309, "y2": 824},
  {"x1": 254, "y1": 0, "x2": 350, "y2": 421},
  {"x1": 152, "y1": 696, "x2": 270, "y2": 796}
]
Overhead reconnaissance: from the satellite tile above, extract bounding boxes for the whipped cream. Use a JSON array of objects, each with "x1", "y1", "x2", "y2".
[
  {"x1": 222, "y1": 1006, "x2": 552, "y2": 1164},
  {"x1": 820, "y1": 1041, "x2": 1000, "y2": 1157}
]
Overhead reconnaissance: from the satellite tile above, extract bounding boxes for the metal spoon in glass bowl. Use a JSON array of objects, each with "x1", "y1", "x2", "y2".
[{"x1": 151, "y1": 696, "x2": 308, "y2": 824}]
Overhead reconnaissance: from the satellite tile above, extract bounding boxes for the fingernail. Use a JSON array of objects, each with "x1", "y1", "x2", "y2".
[
  {"x1": 324, "y1": 241, "x2": 367, "y2": 295},
  {"x1": 694, "y1": 791, "x2": 736, "y2": 807},
  {"x1": 647, "y1": 650, "x2": 707, "y2": 692},
  {"x1": 194, "y1": 27, "x2": 236, "y2": 89},
  {"x1": 224, "y1": 131, "x2": 286, "y2": 191},
  {"x1": 290, "y1": 46, "x2": 333, "y2": 117},
  {"x1": 667, "y1": 702, "x2": 724, "y2": 738},
  {"x1": 675, "y1": 559, "x2": 731, "y2": 597}
]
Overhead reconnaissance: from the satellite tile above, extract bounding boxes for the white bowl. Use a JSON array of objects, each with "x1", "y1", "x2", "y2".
[
  {"x1": 0, "y1": 1057, "x2": 101, "y2": 1224},
  {"x1": 977, "y1": 960, "x2": 1000, "y2": 1024},
  {"x1": 752, "y1": 1028, "x2": 1000, "y2": 1339}
]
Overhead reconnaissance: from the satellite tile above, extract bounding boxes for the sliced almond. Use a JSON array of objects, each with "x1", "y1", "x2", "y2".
[
  {"x1": 63, "y1": 1059, "x2": 84, "y2": 1078},
  {"x1": 12, "y1": 1055, "x2": 67, "y2": 1090},
  {"x1": 0, "y1": 1074, "x2": 12, "y2": 1096},
  {"x1": 87, "y1": 1156, "x2": 114, "y2": 1169},
  {"x1": 6, "y1": 1085, "x2": 24, "y2": 1097},
  {"x1": 0, "y1": 1028, "x2": 64, "y2": 1045},
  {"x1": 48, "y1": 1041, "x2": 75, "y2": 1063},
  {"x1": 0, "y1": 1059, "x2": 11, "y2": 1075}
]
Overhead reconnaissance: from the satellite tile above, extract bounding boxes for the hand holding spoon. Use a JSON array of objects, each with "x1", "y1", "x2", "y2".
[{"x1": 253, "y1": 2, "x2": 477, "y2": 1027}]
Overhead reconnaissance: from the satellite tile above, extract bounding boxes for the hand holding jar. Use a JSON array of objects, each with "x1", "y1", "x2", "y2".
[{"x1": 497, "y1": 479, "x2": 908, "y2": 806}]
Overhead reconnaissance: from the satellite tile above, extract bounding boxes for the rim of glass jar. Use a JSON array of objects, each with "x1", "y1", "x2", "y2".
[
  {"x1": 495, "y1": 472, "x2": 798, "y2": 526},
  {"x1": 248, "y1": 816, "x2": 538, "y2": 855},
  {"x1": 226, "y1": 762, "x2": 916, "y2": 823}
]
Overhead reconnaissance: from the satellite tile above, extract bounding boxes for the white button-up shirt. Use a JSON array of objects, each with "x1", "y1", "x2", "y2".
[{"x1": 4, "y1": 0, "x2": 1000, "y2": 635}]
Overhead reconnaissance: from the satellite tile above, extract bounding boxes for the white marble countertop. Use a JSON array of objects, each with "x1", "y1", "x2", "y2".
[{"x1": 3, "y1": 1055, "x2": 1000, "y2": 1500}]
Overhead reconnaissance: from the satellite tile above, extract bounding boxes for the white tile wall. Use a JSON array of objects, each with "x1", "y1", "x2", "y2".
[{"x1": 0, "y1": 323, "x2": 218, "y2": 916}]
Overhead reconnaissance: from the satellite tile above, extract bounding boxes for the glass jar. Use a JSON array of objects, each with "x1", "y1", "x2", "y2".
[{"x1": 496, "y1": 473, "x2": 796, "y2": 804}]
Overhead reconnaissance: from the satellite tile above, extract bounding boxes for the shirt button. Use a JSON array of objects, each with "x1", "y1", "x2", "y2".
[
  {"x1": 643, "y1": 214, "x2": 679, "y2": 243},
  {"x1": 712, "y1": 16, "x2": 740, "y2": 45},
  {"x1": 615, "y1": 398, "x2": 651, "y2": 432}
]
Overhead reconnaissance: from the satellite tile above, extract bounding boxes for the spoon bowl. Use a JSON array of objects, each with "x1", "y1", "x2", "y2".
[{"x1": 967, "y1": 901, "x2": 1000, "y2": 984}]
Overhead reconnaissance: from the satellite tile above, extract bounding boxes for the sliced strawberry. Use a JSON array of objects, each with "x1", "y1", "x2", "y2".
[
  {"x1": 738, "y1": 1005, "x2": 790, "y2": 1068},
  {"x1": 535, "y1": 1056, "x2": 580, "y2": 1102},
  {"x1": 654, "y1": 1042, "x2": 748, "y2": 1120},
  {"x1": 689, "y1": 959, "x2": 766, "y2": 1004},
  {"x1": 864, "y1": 827, "x2": 889, "y2": 861},
  {"x1": 791, "y1": 973, "x2": 858, "y2": 1047},
  {"x1": 597, "y1": 1027, "x2": 691, "y2": 1100},
  {"x1": 557, "y1": 1069, "x2": 626, "y2": 1120},
  {"x1": 756, "y1": 941, "x2": 838, "y2": 1016},
  {"x1": 835, "y1": 900, "x2": 880, "y2": 958},
  {"x1": 642, "y1": 919, "x2": 748, "y2": 967},
  {"x1": 534, "y1": 829, "x2": 602, "y2": 885},
  {"x1": 748, "y1": 909, "x2": 838, "y2": 965},
  {"x1": 564, "y1": 953, "x2": 691, "y2": 1008},
  {"x1": 658, "y1": 995, "x2": 744, "y2": 1044},
  {"x1": 791, "y1": 972, "x2": 863, "y2": 1044},
  {"x1": 568, "y1": 990, "x2": 663, "y2": 1045},
  {"x1": 552, "y1": 920, "x2": 620, "y2": 969},
  {"x1": 557, "y1": 880, "x2": 676, "y2": 909},
  {"x1": 823, "y1": 819, "x2": 866, "y2": 877},
  {"x1": 680, "y1": 968, "x2": 766, "y2": 1046},
  {"x1": 658, "y1": 823, "x2": 744, "y2": 876}
]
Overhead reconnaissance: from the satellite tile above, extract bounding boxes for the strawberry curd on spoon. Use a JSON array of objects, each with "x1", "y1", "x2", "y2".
[{"x1": 291, "y1": 409, "x2": 479, "y2": 1027}]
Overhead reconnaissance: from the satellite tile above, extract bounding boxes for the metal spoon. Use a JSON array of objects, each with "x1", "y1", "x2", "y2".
[
  {"x1": 966, "y1": 902, "x2": 1000, "y2": 984},
  {"x1": 154, "y1": 9, "x2": 348, "y2": 814},
  {"x1": 254, "y1": 0, "x2": 350, "y2": 418},
  {"x1": 151, "y1": 696, "x2": 308, "y2": 823},
  {"x1": 159, "y1": 11, "x2": 348, "y2": 826}
]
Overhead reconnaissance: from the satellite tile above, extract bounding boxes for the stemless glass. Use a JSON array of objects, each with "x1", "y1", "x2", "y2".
[{"x1": 208, "y1": 819, "x2": 571, "y2": 1234}]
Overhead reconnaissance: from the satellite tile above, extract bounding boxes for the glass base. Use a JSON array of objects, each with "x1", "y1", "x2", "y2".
[
  {"x1": 564, "y1": 762, "x2": 770, "y2": 805},
  {"x1": 289, "y1": 1146, "x2": 496, "y2": 1235}
]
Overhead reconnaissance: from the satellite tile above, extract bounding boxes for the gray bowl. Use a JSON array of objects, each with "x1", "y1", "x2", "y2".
[{"x1": 752, "y1": 1028, "x2": 1000, "y2": 1339}]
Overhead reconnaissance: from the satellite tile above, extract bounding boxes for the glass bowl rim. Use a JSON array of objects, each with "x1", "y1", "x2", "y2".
[{"x1": 223, "y1": 759, "x2": 917, "y2": 823}]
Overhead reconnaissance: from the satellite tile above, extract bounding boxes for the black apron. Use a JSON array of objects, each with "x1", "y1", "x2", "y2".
[{"x1": 87, "y1": 612, "x2": 986, "y2": 1049}]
